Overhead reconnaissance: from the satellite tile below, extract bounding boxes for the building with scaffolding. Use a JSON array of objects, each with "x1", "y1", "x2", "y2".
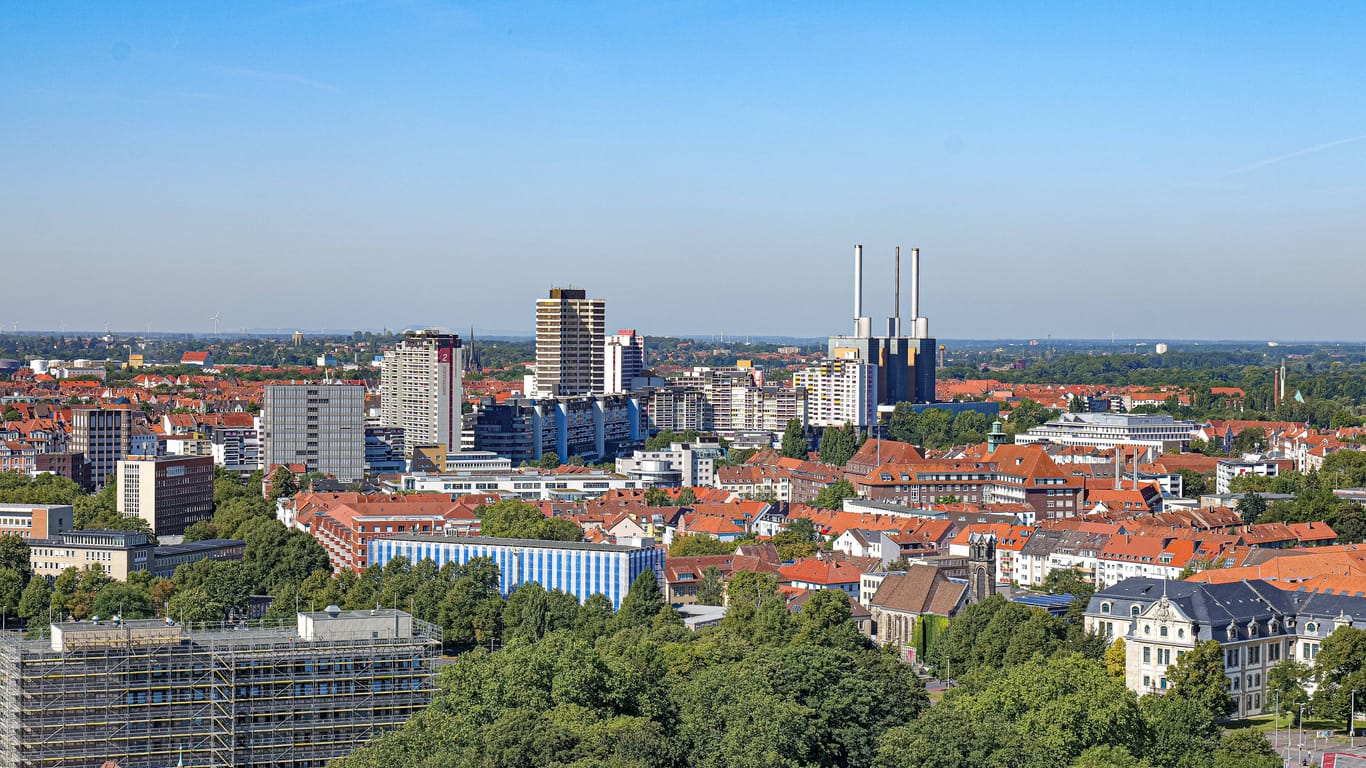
[{"x1": 0, "y1": 608, "x2": 440, "y2": 768}]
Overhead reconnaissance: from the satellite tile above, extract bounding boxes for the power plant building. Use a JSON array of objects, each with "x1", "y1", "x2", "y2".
[{"x1": 827, "y1": 245, "x2": 937, "y2": 405}]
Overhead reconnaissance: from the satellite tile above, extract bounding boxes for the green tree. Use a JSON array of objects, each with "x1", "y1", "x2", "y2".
[
  {"x1": 780, "y1": 419, "x2": 807, "y2": 459},
  {"x1": 875, "y1": 653, "x2": 1144, "y2": 768},
  {"x1": 1138, "y1": 693, "x2": 1220, "y2": 768},
  {"x1": 644, "y1": 487, "x2": 670, "y2": 506},
  {"x1": 819, "y1": 423, "x2": 859, "y2": 467},
  {"x1": 268, "y1": 465, "x2": 299, "y2": 500},
  {"x1": 1211, "y1": 729, "x2": 1279, "y2": 768},
  {"x1": 675, "y1": 488, "x2": 698, "y2": 507},
  {"x1": 1232, "y1": 427, "x2": 1267, "y2": 454},
  {"x1": 813, "y1": 479, "x2": 857, "y2": 510},
  {"x1": 1176, "y1": 469, "x2": 1210, "y2": 498},
  {"x1": 791, "y1": 589, "x2": 864, "y2": 651},
  {"x1": 771, "y1": 517, "x2": 820, "y2": 560},
  {"x1": 1167, "y1": 639, "x2": 1235, "y2": 718},
  {"x1": 0, "y1": 534, "x2": 30, "y2": 580},
  {"x1": 91, "y1": 582, "x2": 155, "y2": 620},
  {"x1": 668, "y1": 534, "x2": 735, "y2": 557},
  {"x1": 886, "y1": 404, "x2": 920, "y2": 446},
  {"x1": 1238, "y1": 491, "x2": 1267, "y2": 525},
  {"x1": 1311, "y1": 625, "x2": 1366, "y2": 722},
  {"x1": 1005, "y1": 399, "x2": 1058, "y2": 436},
  {"x1": 614, "y1": 570, "x2": 664, "y2": 631},
  {"x1": 478, "y1": 499, "x2": 583, "y2": 541},
  {"x1": 0, "y1": 568, "x2": 23, "y2": 617},
  {"x1": 697, "y1": 566, "x2": 725, "y2": 606},
  {"x1": 1267, "y1": 659, "x2": 1310, "y2": 725},
  {"x1": 18, "y1": 572, "x2": 52, "y2": 624},
  {"x1": 1069, "y1": 745, "x2": 1151, "y2": 768},
  {"x1": 950, "y1": 411, "x2": 990, "y2": 446}
]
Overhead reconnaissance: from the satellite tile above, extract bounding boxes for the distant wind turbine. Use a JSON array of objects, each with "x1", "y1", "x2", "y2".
[{"x1": 210, "y1": 313, "x2": 222, "y2": 336}]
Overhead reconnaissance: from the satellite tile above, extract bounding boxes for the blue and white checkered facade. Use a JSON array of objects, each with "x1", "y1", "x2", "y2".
[{"x1": 369, "y1": 535, "x2": 665, "y2": 609}]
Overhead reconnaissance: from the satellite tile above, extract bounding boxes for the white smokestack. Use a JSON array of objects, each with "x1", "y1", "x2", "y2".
[
  {"x1": 910, "y1": 247, "x2": 920, "y2": 322},
  {"x1": 854, "y1": 244, "x2": 863, "y2": 329},
  {"x1": 894, "y1": 246, "x2": 901, "y2": 336}
]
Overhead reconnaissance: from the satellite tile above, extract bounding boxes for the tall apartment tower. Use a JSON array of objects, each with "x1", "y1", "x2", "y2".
[
  {"x1": 603, "y1": 329, "x2": 646, "y2": 394},
  {"x1": 535, "y1": 288, "x2": 605, "y2": 397},
  {"x1": 69, "y1": 405, "x2": 135, "y2": 490},
  {"x1": 794, "y1": 358, "x2": 879, "y2": 428},
  {"x1": 380, "y1": 330, "x2": 464, "y2": 452},
  {"x1": 261, "y1": 383, "x2": 365, "y2": 482}
]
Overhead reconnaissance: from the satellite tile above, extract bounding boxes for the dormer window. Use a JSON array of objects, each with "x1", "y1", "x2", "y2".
[
  {"x1": 1227, "y1": 624, "x2": 1238, "y2": 641},
  {"x1": 1101, "y1": 602, "x2": 1112, "y2": 615},
  {"x1": 1131, "y1": 605, "x2": 1141, "y2": 617},
  {"x1": 1307, "y1": 622, "x2": 1318, "y2": 634},
  {"x1": 1249, "y1": 622, "x2": 1258, "y2": 637}
]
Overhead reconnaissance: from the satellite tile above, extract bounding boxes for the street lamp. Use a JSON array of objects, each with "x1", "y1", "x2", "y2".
[{"x1": 1299, "y1": 703, "x2": 1308, "y2": 767}]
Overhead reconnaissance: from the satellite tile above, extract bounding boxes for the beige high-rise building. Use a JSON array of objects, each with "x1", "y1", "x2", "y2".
[
  {"x1": 535, "y1": 288, "x2": 605, "y2": 397},
  {"x1": 380, "y1": 330, "x2": 464, "y2": 453}
]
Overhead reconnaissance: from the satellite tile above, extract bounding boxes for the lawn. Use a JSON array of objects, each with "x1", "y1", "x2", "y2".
[{"x1": 1231, "y1": 712, "x2": 1345, "y2": 734}]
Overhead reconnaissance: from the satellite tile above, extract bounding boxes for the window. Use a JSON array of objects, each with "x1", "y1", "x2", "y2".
[
  {"x1": 1269, "y1": 643, "x2": 1280, "y2": 662},
  {"x1": 1131, "y1": 605, "x2": 1141, "y2": 617},
  {"x1": 1100, "y1": 601, "x2": 1112, "y2": 615},
  {"x1": 1160, "y1": 626, "x2": 1169, "y2": 637},
  {"x1": 1143, "y1": 647, "x2": 1151, "y2": 663}
]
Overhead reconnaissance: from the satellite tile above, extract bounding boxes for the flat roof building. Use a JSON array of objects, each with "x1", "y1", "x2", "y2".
[
  {"x1": 0, "y1": 503, "x2": 73, "y2": 541},
  {"x1": 116, "y1": 455, "x2": 215, "y2": 536},
  {"x1": 1014, "y1": 413, "x2": 1197, "y2": 451},
  {"x1": 370, "y1": 534, "x2": 664, "y2": 610},
  {"x1": 0, "y1": 609, "x2": 439, "y2": 768}
]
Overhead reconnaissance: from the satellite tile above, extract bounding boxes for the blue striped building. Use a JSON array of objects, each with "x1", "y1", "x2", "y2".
[{"x1": 368, "y1": 535, "x2": 665, "y2": 609}]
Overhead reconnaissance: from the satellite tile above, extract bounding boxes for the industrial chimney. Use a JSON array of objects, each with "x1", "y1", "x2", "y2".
[
  {"x1": 911, "y1": 247, "x2": 929, "y2": 339},
  {"x1": 853, "y1": 244, "x2": 871, "y2": 337}
]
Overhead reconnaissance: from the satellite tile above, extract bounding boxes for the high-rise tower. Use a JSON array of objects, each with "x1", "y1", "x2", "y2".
[
  {"x1": 535, "y1": 288, "x2": 605, "y2": 397},
  {"x1": 380, "y1": 330, "x2": 464, "y2": 452},
  {"x1": 603, "y1": 329, "x2": 646, "y2": 394}
]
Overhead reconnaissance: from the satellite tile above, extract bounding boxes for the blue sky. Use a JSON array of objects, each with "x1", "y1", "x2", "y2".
[{"x1": 3, "y1": 2, "x2": 1365, "y2": 340}]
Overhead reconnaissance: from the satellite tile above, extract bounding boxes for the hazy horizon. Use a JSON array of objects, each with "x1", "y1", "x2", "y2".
[{"x1": 5, "y1": 3, "x2": 1365, "y2": 339}]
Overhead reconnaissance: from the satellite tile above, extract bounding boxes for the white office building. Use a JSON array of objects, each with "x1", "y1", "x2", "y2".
[
  {"x1": 1014, "y1": 413, "x2": 1196, "y2": 451},
  {"x1": 615, "y1": 442, "x2": 720, "y2": 487}
]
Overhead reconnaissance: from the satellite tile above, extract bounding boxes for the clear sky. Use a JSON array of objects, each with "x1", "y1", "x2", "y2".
[{"x1": 3, "y1": 2, "x2": 1365, "y2": 340}]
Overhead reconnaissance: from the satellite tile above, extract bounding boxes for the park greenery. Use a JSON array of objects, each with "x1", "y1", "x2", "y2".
[{"x1": 336, "y1": 582, "x2": 1286, "y2": 768}]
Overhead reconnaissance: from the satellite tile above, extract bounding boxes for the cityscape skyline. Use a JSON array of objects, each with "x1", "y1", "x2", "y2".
[{"x1": 5, "y1": 3, "x2": 1366, "y2": 339}]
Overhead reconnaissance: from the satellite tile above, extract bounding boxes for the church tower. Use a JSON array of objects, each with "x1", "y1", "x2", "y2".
[{"x1": 968, "y1": 532, "x2": 997, "y2": 603}]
